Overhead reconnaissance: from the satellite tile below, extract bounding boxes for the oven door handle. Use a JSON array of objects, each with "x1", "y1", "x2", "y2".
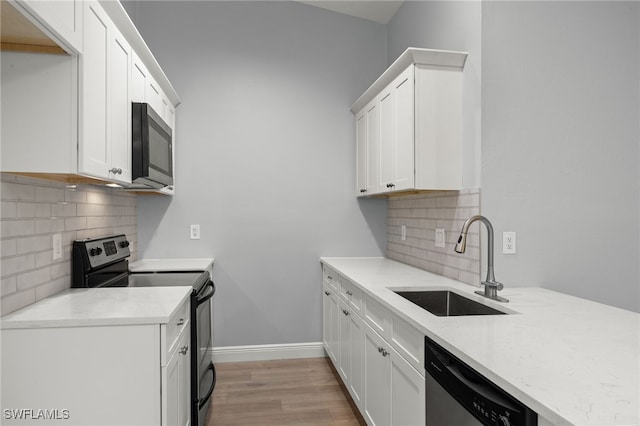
[
  {"x1": 196, "y1": 281, "x2": 215, "y2": 306},
  {"x1": 97, "y1": 271, "x2": 129, "y2": 288},
  {"x1": 198, "y1": 361, "x2": 216, "y2": 409}
]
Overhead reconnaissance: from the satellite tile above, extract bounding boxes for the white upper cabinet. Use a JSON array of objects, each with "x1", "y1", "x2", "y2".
[
  {"x1": 8, "y1": 0, "x2": 83, "y2": 53},
  {"x1": 107, "y1": 24, "x2": 132, "y2": 183},
  {"x1": 355, "y1": 99, "x2": 379, "y2": 196},
  {"x1": 352, "y1": 48, "x2": 467, "y2": 196},
  {"x1": 79, "y1": 1, "x2": 110, "y2": 180},
  {"x1": 79, "y1": 1, "x2": 131, "y2": 184},
  {"x1": 1, "y1": 0, "x2": 180, "y2": 189}
]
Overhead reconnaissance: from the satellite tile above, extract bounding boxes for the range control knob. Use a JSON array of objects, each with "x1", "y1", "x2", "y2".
[
  {"x1": 496, "y1": 415, "x2": 511, "y2": 426},
  {"x1": 119, "y1": 240, "x2": 130, "y2": 248},
  {"x1": 89, "y1": 247, "x2": 103, "y2": 256}
]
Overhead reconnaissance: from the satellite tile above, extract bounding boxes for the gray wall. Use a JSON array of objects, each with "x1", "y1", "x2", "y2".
[
  {"x1": 125, "y1": 1, "x2": 389, "y2": 346},
  {"x1": 481, "y1": 1, "x2": 639, "y2": 311},
  {"x1": 388, "y1": 1, "x2": 639, "y2": 311}
]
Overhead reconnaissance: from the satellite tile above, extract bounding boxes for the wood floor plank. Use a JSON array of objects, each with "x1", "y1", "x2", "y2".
[{"x1": 206, "y1": 357, "x2": 365, "y2": 426}]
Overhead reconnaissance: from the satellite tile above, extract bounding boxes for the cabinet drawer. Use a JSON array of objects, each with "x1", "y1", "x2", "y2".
[
  {"x1": 340, "y1": 278, "x2": 363, "y2": 315},
  {"x1": 323, "y1": 265, "x2": 339, "y2": 291},
  {"x1": 162, "y1": 300, "x2": 190, "y2": 364},
  {"x1": 364, "y1": 295, "x2": 389, "y2": 339},
  {"x1": 390, "y1": 313, "x2": 424, "y2": 374}
]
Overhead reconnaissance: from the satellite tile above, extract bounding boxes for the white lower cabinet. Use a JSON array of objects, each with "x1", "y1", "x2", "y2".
[
  {"x1": 338, "y1": 298, "x2": 365, "y2": 410},
  {"x1": 163, "y1": 324, "x2": 191, "y2": 426},
  {"x1": 322, "y1": 267, "x2": 425, "y2": 425},
  {"x1": 322, "y1": 283, "x2": 339, "y2": 365},
  {"x1": 1, "y1": 299, "x2": 191, "y2": 426}
]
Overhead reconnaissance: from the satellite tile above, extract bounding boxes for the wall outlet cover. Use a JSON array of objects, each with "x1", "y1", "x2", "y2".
[
  {"x1": 503, "y1": 231, "x2": 516, "y2": 254},
  {"x1": 435, "y1": 228, "x2": 446, "y2": 248},
  {"x1": 52, "y1": 233, "x2": 62, "y2": 260},
  {"x1": 190, "y1": 224, "x2": 201, "y2": 240}
]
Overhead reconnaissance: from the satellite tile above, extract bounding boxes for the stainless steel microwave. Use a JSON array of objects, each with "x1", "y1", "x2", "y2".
[{"x1": 131, "y1": 102, "x2": 173, "y2": 189}]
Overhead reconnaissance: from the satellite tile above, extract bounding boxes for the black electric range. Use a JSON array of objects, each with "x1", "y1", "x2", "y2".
[{"x1": 72, "y1": 234, "x2": 215, "y2": 426}]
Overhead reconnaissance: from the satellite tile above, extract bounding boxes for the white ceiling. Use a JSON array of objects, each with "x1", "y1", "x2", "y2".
[{"x1": 296, "y1": 1, "x2": 404, "y2": 24}]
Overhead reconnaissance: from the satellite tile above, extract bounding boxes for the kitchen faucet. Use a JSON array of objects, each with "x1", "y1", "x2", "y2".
[{"x1": 454, "y1": 215, "x2": 508, "y2": 302}]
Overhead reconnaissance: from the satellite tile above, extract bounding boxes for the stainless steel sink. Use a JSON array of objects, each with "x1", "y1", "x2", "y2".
[{"x1": 393, "y1": 290, "x2": 507, "y2": 317}]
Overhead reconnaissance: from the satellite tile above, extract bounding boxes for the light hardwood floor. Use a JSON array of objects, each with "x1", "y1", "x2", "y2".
[{"x1": 206, "y1": 357, "x2": 366, "y2": 426}]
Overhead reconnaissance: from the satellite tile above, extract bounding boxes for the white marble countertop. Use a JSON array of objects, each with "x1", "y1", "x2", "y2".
[
  {"x1": 129, "y1": 258, "x2": 214, "y2": 273},
  {"x1": 0, "y1": 287, "x2": 192, "y2": 329},
  {"x1": 320, "y1": 257, "x2": 640, "y2": 426}
]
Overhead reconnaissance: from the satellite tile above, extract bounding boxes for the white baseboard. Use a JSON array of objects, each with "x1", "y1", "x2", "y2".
[{"x1": 210, "y1": 342, "x2": 326, "y2": 363}]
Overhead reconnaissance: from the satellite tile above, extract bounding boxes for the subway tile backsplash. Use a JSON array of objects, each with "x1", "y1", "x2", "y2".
[
  {"x1": 387, "y1": 189, "x2": 481, "y2": 286},
  {"x1": 0, "y1": 174, "x2": 137, "y2": 315}
]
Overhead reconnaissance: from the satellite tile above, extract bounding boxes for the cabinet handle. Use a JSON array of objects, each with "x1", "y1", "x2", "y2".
[
  {"x1": 179, "y1": 345, "x2": 189, "y2": 355},
  {"x1": 346, "y1": 290, "x2": 353, "y2": 296},
  {"x1": 360, "y1": 189, "x2": 367, "y2": 194},
  {"x1": 342, "y1": 309, "x2": 350, "y2": 316},
  {"x1": 327, "y1": 276, "x2": 333, "y2": 280},
  {"x1": 324, "y1": 291, "x2": 331, "y2": 296},
  {"x1": 109, "y1": 167, "x2": 123, "y2": 175},
  {"x1": 386, "y1": 183, "x2": 395, "y2": 189},
  {"x1": 378, "y1": 347, "x2": 389, "y2": 357},
  {"x1": 177, "y1": 318, "x2": 185, "y2": 326}
]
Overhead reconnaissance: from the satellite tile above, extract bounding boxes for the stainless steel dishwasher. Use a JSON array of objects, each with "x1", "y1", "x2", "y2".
[{"x1": 425, "y1": 337, "x2": 537, "y2": 426}]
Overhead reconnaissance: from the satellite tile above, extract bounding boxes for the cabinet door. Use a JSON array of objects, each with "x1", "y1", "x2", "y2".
[
  {"x1": 378, "y1": 66, "x2": 415, "y2": 192},
  {"x1": 390, "y1": 346, "x2": 425, "y2": 426},
  {"x1": 355, "y1": 109, "x2": 367, "y2": 195},
  {"x1": 348, "y1": 310, "x2": 365, "y2": 410},
  {"x1": 147, "y1": 76, "x2": 163, "y2": 115},
  {"x1": 108, "y1": 26, "x2": 132, "y2": 184},
  {"x1": 363, "y1": 323, "x2": 391, "y2": 426},
  {"x1": 378, "y1": 87, "x2": 395, "y2": 192},
  {"x1": 322, "y1": 285, "x2": 339, "y2": 365},
  {"x1": 355, "y1": 99, "x2": 379, "y2": 196},
  {"x1": 393, "y1": 67, "x2": 415, "y2": 191},
  {"x1": 338, "y1": 299, "x2": 351, "y2": 382},
  {"x1": 79, "y1": 0, "x2": 109, "y2": 178},
  {"x1": 131, "y1": 51, "x2": 148, "y2": 103},
  {"x1": 18, "y1": 0, "x2": 82, "y2": 53},
  {"x1": 163, "y1": 329, "x2": 191, "y2": 426}
]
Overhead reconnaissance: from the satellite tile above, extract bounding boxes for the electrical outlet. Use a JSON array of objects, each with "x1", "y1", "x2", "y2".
[
  {"x1": 435, "y1": 228, "x2": 446, "y2": 248},
  {"x1": 401, "y1": 225, "x2": 406, "y2": 241},
  {"x1": 190, "y1": 224, "x2": 200, "y2": 240},
  {"x1": 503, "y1": 231, "x2": 516, "y2": 254},
  {"x1": 52, "y1": 234, "x2": 62, "y2": 260}
]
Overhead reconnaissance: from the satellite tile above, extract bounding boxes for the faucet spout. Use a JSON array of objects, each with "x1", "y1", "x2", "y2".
[{"x1": 454, "y1": 215, "x2": 508, "y2": 302}]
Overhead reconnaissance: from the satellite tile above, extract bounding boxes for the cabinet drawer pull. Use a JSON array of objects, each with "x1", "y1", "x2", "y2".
[
  {"x1": 342, "y1": 309, "x2": 350, "y2": 316},
  {"x1": 360, "y1": 189, "x2": 367, "y2": 194},
  {"x1": 177, "y1": 318, "x2": 185, "y2": 326},
  {"x1": 109, "y1": 167, "x2": 123, "y2": 175},
  {"x1": 179, "y1": 345, "x2": 189, "y2": 355},
  {"x1": 346, "y1": 290, "x2": 353, "y2": 296},
  {"x1": 327, "y1": 275, "x2": 333, "y2": 280},
  {"x1": 324, "y1": 291, "x2": 331, "y2": 296},
  {"x1": 386, "y1": 183, "x2": 395, "y2": 189},
  {"x1": 377, "y1": 347, "x2": 389, "y2": 357}
]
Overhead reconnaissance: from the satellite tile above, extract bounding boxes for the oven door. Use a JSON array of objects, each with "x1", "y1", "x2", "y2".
[{"x1": 193, "y1": 280, "x2": 216, "y2": 426}]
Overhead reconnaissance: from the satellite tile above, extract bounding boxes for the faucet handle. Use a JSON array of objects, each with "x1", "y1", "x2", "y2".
[{"x1": 482, "y1": 280, "x2": 504, "y2": 291}]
